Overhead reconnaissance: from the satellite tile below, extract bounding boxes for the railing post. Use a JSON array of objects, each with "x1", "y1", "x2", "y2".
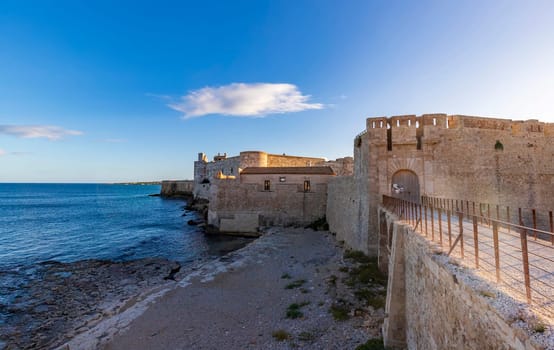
[
  {"x1": 487, "y1": 203, "x2": 491, "y2": 227},
  {"x1": 438, "y1": 208, "x2": 443, "y2": 245},
  {"x1": 419, "y1": 204, "x2": 423, "y2": 234},
  {"x1": 518, "y1": 207, "x2": 532, "y2": 303},
  {"x1": 520, "y1": 228, "x2": 532, "y2": 303},
  {"x1": 424, "y1": 205, "x2": 428, "y2": 237},
  {"x1": 472, "y1": 215, "x2": 479, "y2": 268},
  {"x1": 430, "y1": 206, "x2": 435, "y2": 241},
  {"x1": 447, "y1": 210, "x2": 452, "y2": 248},
  {"x1": 507, "y1": 206, "x2": 511, "y2": 233},
  {"x1": 496, "y1": 205, "x2": 500, "y2": 222},
  {"x1": 458, "y1": 212, "x2": 464, "y2": 259},
  {"x1": 532, "y1": 209, "x2": 537, "y2": 240},
  {"x1": 492, "y1": 221, "x2": 501, "y2": 283},
  {"x1": 412, "y1": 202, "x2": 415, "y2": 226},
  {"x1": 550, "y1": 211, "x2": 554, "y2": 245}
]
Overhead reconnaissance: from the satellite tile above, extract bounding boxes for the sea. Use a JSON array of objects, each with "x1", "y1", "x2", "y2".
[{"x1": 0, "y1": 183, "x2": 252, "y2": 336}]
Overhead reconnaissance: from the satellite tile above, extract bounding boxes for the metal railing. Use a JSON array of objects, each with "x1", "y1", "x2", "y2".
[
  {"x1": 383, "y1": 195, "x2": 554, "y2": 320},
  {"x1": 421, "y1": 196, "x2": 554, "y2": 244}
]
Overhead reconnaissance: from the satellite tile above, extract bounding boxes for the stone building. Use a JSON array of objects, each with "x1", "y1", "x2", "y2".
[
  {"x1": 327, "y1": 114, "x2": 554, "y2": 255},
  {"x1": 193, "y1": 150, "x2": 352, "y2": 199},
  {"x1": 207, "y1": 166, "x2": 336, "y2": 233}
]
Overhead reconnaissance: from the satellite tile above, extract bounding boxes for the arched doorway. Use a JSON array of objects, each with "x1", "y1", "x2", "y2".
[{"x1": 391, "y1": 170, "x2": 420, "y2": 203}]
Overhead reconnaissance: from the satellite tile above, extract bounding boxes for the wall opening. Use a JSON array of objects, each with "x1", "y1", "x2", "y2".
[
  {"x1": 303, "y1": 180, "x2": 311, "y2": 192},
  {"x1": 416, "y1": 123, "x2": 423, "y2": 150},
  {"x1": 391, "y1": 169, "x2": 420, "y2": 203},
  {"x1": 264, "y1": 180, "x2": 271, "y2": 191},
  {"x1": 387, "y1": 127, "x2": 392, "y2": 151}
]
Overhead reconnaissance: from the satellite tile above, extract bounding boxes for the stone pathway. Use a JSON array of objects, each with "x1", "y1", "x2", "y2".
[{"x1": 413, "y1": 210, "x2": 554, "y2": 323}]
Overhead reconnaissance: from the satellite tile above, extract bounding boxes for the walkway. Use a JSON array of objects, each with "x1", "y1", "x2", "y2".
[{"x1": 384, "y1": 196, "x2": 554, "y2": 323}]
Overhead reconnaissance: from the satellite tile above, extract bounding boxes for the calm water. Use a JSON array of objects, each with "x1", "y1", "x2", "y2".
[
  {"x1": 0, "y1": 183, "x2": 249, "y2": 269},
  {"x1": 0, "y1": 183, "x2": 253, "y2": 342}
]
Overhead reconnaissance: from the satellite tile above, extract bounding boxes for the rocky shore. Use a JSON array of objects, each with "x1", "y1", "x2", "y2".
[
  {"x1": 0, "y1": 232, "x2": 253, "y2": 350},
  {"x1": 61, "y1": 228, "x2": 387, "y2": 350},
  {"x1": 0, "y1": 258, "x2": 181, "y2": 349}
]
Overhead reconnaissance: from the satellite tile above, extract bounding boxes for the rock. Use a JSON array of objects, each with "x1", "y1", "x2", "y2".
[{"x1": 1, "y1": 257, "x2": 181, "y2": 349}]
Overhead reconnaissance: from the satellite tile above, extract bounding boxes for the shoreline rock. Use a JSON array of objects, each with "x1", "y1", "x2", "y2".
[
  {"x1": 0, "y1": 258, "x2": 180, "y2": 350},
  {"x1": 0, "y1": 235, "x2": 255, "y2": 350}
]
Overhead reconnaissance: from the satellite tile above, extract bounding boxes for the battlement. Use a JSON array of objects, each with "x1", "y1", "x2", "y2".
[{"x1": 366, "y1": 114, "x2": 554, "y2": 134}]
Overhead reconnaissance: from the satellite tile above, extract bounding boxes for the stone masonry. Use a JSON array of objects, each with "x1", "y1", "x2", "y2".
[{"x1": 328, "y1": 114, "x2": 554, "y2": 255}]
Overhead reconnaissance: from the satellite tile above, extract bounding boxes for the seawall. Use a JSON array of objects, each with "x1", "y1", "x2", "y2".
[{"x1": 160, "y1": 180, "x2": 193, "y2": 197}]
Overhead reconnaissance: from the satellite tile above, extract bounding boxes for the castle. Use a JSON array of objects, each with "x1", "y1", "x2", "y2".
[
  {"x1": 192, "y1": 151, "x2": 353, "y2": 233},
  {"x1": 181, "y1": 114, "x2": 554, "y2": 348},
  {"x1": 192, "y1": 114, "x2": 554, "y2": 254},
  {"x1": 328, "y1": 113, "x2": 554, "y2": 254}
]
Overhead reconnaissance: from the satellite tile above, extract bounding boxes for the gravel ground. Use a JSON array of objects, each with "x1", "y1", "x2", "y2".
[{"x1": 60, "y1": 227, "x2": 385, "y2": 350}]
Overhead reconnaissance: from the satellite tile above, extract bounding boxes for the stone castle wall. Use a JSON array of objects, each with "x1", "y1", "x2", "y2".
[
  {"x1": 267, "y1": 154, "x2": 326, "y2": 167},
  {"x1": 327, "y1": 176, "x2": 367, "y2": 250},
  {"x1": 325, "y1": 157, "x2": 354, "y2": 177},
  {"x1": 194, "y1": 151, "x2": 350, "y2": 200},
  {"x1": 328, "y1": 114, "x2": 554, "y2": 255},
  {"x1": 327, "y1": 132, "x2": 376, "y2": 254},
  {"x1": 160, "y1": 180, "x2": 194, "y2": 197},
  {"x1": 366, "y1": 114, "x2": 554, "y2": 213},
  {"x1": 208, "y1": 173, "x2": 331, "y2": 232}
]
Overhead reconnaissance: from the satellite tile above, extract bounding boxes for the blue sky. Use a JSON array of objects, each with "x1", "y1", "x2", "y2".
[{"x1": 1, "y1": 1, "x2": 554, "y2": 182}]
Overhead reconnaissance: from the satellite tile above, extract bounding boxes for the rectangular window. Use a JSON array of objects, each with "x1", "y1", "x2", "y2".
[
  {"x1": 303, "y1": 180, "x2": 311, "y2": 192},
  {"x1": 279, "y1": 176, "x2": 286, "y2": 182},
  {"x1": 264, "y1": 180, "x2": 270, "y2": 191}
]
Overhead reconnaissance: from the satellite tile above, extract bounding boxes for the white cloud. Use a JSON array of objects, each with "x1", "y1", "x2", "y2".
[
  {"x1": 0, "y1": 149, "x2": 5, "y2": 156},
  {"x1": 0, "y1": 125, "x2": 83, "y2": 140},
  {"x1": 169, "y1": 83, "x2": 324, "y2": 119}
]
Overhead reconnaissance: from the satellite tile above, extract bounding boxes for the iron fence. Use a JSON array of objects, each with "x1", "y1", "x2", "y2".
[{"x1": 383, "y1": 195, "x2": 554, "y2": 320}]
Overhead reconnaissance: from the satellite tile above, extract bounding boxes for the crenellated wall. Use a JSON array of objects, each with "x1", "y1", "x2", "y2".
[
  {"x1": 193, "y1": 151, "x2": 350, "y2": 200},
  {"x1": 328, "y1": 114, "x2": 554, "y2": 255},
  {"x1": 364, "y1": 114, "x2": 554, "y2": 210}
]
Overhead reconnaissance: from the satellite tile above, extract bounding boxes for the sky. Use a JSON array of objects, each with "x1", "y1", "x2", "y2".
[{"x1": 1, "y1": 0, "x2": 554, "y2": 182}]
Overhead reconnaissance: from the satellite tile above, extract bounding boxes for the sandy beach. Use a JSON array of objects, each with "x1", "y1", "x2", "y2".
[{"x1": 60, "y1": 227, "x2": 385, "y2": 350}]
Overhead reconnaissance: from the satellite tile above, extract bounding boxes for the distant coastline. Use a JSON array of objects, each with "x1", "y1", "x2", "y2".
[{"x1": 112, "y1": 181, "x2": 161, "y2": 185}]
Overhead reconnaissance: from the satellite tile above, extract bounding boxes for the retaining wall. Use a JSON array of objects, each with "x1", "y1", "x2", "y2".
[{"x1": 380, "y1": 207, "x2": 541, "y2": 350}]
